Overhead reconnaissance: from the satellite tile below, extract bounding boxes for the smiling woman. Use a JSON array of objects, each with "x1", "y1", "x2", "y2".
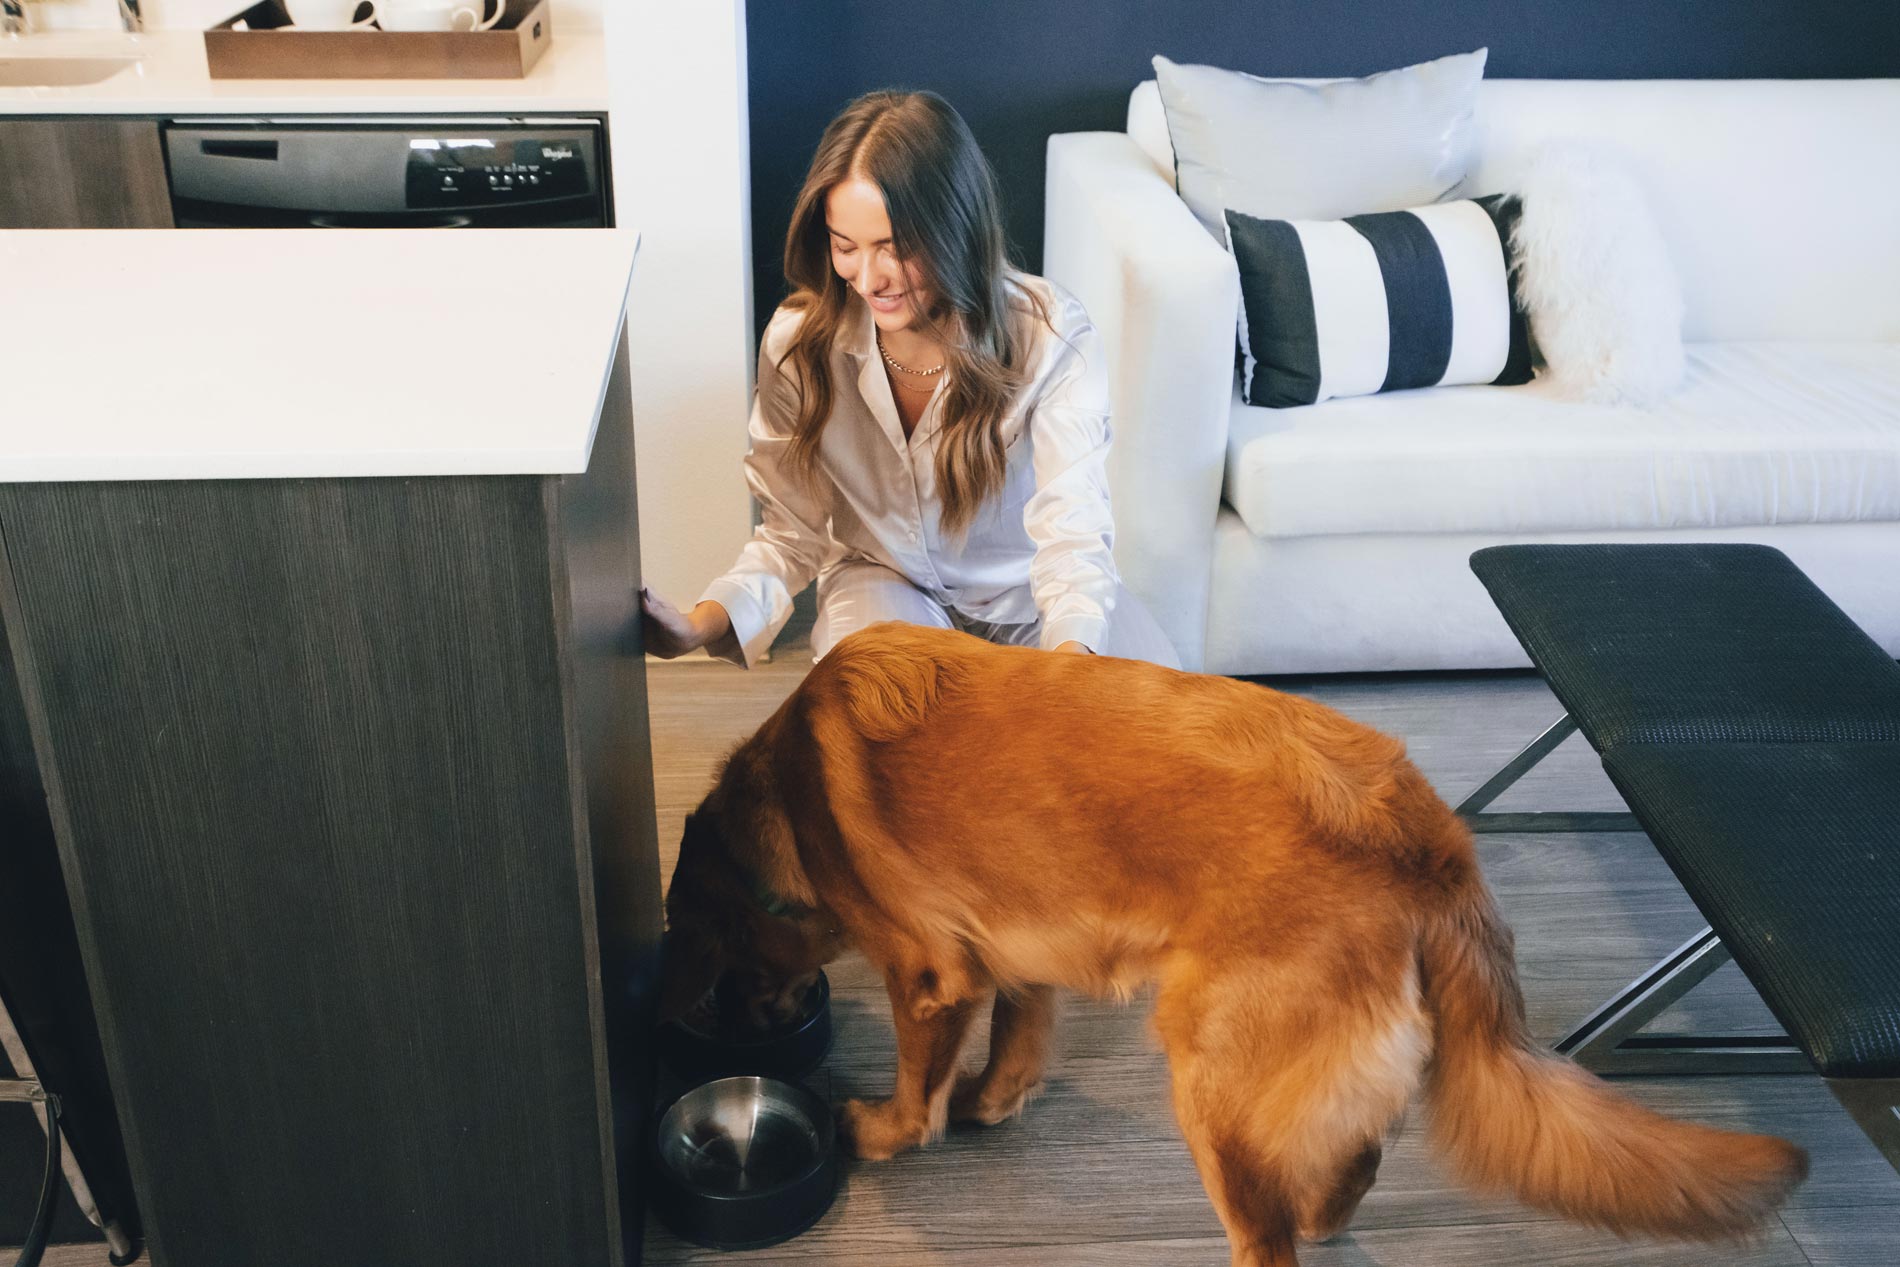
[
  {"x1": 639, "y1": 90, "x2": 1180, "y2": 671},
  {"x1": 823, "y1": 178, "x2": 944, "y2": 438},
  {"x1": 780, "y1": 90, "x2": 1033, "y2": 524}
]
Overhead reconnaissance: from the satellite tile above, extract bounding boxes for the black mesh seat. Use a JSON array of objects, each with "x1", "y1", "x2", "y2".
[
  {"x1": 1466, "y1": 543, "x2": 1900, "y2": 1164},
  {"x1": 1603, "y1": 741, "x2": 1900, "y2": 1079},
  {"x1": 1470, "y1": 544, "x2": 1900, "y2": 751}
]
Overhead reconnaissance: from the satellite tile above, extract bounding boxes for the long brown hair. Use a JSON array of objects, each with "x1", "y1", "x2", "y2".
[{"x1": 779, "y1": 90, "x2": 1048, "y2": 534}]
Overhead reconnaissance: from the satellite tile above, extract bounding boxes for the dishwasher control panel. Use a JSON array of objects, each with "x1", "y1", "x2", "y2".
[
  {"x1": 164, "y1": 119, "x2": 608, "y2": 226},
  {"x1": 405, "y1": 135, "x2": 593, "y2": 208}
]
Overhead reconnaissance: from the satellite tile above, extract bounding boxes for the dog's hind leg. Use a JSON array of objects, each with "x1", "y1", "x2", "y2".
[
  {"x1": 1300, "y1": 1138, "x2": 1382, "y2": 1243},
  {"x1": 951, "y1": 984, "x2": 1057, "y2": 1126},
  {"x1": 1157, "y1": 971, "x2": 1302, "y2": 1267},
  {"x1": 1165, "y1": 1065, "x2": 1302, "y2": 1264},
  {"x1": 1154, "y1": 955, "x2": 1427, "y2": 1267},
  {"x1": 839, "y1": 961, "x2": 980, "y2": 1161}
]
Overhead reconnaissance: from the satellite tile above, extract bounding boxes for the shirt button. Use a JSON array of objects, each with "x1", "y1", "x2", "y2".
[{"x1": 908, "y1": 530, "x2": 920, "y2": 542}]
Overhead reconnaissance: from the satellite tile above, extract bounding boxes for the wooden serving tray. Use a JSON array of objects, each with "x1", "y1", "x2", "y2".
[{"x1": 204, "y1": 0, "x2": 552, "y2": 80}]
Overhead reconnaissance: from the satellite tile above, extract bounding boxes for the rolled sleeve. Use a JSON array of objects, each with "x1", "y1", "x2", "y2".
[
  {"x1": 1041, "y1": 610, "x2": 1112, "y2": 654},
  {"x1": 697, "y1": 577, "x2": 775, "y2": 668}
]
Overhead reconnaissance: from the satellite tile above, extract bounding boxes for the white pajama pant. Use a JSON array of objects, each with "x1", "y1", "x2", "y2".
[{"x1": 809, "y1": 558, "x2": 1181, "y2": 669}]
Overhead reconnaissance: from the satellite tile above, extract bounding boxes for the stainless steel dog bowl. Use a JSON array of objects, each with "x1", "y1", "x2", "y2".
[
  {"x1": 658, "y1": 970, "x2": 832, "y2": 1082},
  {"x1": 649, "y1": 1076, "x2": 839, "y2": 1250}
]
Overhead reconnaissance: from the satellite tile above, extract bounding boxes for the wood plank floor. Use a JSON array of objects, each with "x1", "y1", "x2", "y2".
[
  {"x1": 25, "y1": 653, "x2": 1897, "y2": 1266},
  {"x1": 634, "y1": 653, "x2": 1897, "y2": 1266}
]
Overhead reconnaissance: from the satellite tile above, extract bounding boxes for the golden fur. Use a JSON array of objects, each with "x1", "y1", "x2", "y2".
[{"x1": 661, "y1": 624, "x2": 1807, "y2": 1266}]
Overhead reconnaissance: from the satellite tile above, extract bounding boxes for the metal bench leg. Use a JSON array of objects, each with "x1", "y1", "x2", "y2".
[
  {"x1": 1456, "y1": 713, "x2": 1641, "y2": 834},
  {"x1": 1554, "y1": 927, "x2": 1810, "y2": 1076},
  {"x1": 1825, "y1": 1078, "x2": 1900, "y2": 1173}
]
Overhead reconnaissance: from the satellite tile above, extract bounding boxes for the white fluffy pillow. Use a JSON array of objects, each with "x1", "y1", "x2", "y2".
[{"x1": 1510, "y1": 143, "x2": 1685, "y2": 405}]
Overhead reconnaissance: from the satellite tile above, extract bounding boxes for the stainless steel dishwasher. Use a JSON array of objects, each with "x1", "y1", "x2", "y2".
[{"x1": 162, "y1": 117, "x2": 610, "y2": 228}]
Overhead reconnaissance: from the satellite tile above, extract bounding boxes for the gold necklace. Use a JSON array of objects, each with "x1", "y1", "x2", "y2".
[{"x1": 877, "y1": 332, "x2": 945, "y2": 377}]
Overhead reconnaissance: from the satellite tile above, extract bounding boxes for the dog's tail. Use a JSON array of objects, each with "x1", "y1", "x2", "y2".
[{"x1": 1418, "y1": 864, "x2": 1807, "y2": 1238}]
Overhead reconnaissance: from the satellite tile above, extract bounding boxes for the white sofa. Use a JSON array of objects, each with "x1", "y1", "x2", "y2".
[{"x1": 1045, "y1": 78, "x2": 1900, "y2": 674}]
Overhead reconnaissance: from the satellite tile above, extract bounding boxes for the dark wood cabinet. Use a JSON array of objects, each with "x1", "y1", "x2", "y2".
[
  {"x1": 0, "y1": 334, "x2": 659, "y2": 1266},
  {"x1": 0, "y1": 118, "x2": 173, "y2": 228}
]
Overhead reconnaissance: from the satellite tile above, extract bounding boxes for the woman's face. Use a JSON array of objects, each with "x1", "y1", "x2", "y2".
[{"x1": 826, "y1": 177, "x2": 931, "y2": 334}]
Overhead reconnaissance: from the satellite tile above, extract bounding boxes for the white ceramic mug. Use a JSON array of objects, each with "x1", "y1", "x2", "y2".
[
  {"x1": 378, "y1": 0, "x2": 506, "y2": 31},
  {"x1": 283, "y1": 0, "x2": 380, "y2": 29}
]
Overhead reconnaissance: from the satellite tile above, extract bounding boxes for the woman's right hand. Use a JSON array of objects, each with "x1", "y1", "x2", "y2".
[{"x1": 640, "y1": 588, "x2": 732, "y2": 659}]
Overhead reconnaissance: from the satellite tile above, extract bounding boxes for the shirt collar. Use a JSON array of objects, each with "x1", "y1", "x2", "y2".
[
  {"x1": 841, "y1": 293, "x2": 951, "y2": 452},
  {"x1": 840, "y1": 294, "x2": 878, "y2": 361},
  {"x1": 842, "y1": 296, "x2": 911, "y2": 454}
]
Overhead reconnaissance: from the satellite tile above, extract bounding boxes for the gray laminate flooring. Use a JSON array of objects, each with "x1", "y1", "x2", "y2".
[
  {"x1": 27, "y1": 652, "x2": 1896, "y2": 1267},
  {"x1": 637, "y1": 652, "x2": 1896, "y2": 1267}
]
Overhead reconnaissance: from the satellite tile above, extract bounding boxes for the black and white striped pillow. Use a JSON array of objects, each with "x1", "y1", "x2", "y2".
[{"x1": 1226, "y1": 195, "x2": 1533, "y2": 408}]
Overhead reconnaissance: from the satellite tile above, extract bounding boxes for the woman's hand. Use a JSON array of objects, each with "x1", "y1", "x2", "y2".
[
  {"x1": 640, "y1": 588, "x2": 733, "y2": 659},
  {"x1": 1055, "y1": 640, "x2": 1093, "y2": 655}
]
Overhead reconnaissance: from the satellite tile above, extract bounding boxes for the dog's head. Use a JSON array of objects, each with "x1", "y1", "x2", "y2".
[{"x1": 657, "y1": 809, "x2": 842, "y2": 1030}]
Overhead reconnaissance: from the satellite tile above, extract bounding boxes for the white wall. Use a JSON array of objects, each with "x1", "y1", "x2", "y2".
[{"x1": 605, "y1": 0, "x2": 755, "y2": 608}]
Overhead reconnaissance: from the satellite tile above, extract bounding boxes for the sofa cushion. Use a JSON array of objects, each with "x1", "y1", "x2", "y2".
[
  {"x1": 1226, "y1": 198, "x2": 1532, "y2": 408},
  {"x1": 1151, "y1": 51, "x2": 1486, "y2": 244},
  {"x1": 1223, "y1": 342, "x2": 1900, "y2": 539}
]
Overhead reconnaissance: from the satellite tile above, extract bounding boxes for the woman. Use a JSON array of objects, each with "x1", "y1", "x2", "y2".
[{"x1": 641, "y1": 89, "x2": 1177, "y2": 669}]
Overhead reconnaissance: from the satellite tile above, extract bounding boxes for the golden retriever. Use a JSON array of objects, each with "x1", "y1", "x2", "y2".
[{"x1": 659, "y1": 623, "x2": 1806, "y2": 1267}]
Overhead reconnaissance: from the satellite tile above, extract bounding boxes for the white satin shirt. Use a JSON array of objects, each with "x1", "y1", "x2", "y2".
[{"x1": 700, "y1": 274, "x2": 1121, "y2": 667}]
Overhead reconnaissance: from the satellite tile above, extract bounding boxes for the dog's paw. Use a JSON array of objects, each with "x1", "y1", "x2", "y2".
[
  {"x1": 837, "y1": 1098, "x2": 923, "y2": 1162},
  {"x1": 949, "y1": 1075, "x2": 1042, "y2": 1127}
]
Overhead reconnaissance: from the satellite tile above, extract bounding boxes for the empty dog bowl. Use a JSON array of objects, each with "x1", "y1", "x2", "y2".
[
  {"x1": 658, "y1": 970, "x2": 832, "y2": 1082},
  {"x1": 650, "y1": 1075, "x2": 840, "y2": 1251}
]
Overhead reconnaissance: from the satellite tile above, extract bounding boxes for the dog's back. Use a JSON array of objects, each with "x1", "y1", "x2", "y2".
[{"x1": 797, "y1": 621, "x2": 1463, "y2": 919}]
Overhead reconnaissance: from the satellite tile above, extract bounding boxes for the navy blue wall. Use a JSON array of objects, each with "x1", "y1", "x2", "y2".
[{"x1": 746, "y1": 0, "x2": 1897, "y2": 332}]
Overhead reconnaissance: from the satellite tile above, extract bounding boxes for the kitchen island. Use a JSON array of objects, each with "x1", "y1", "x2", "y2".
[{"x1": 0, "y1": 228, "x2": 656, "y2": 1267}]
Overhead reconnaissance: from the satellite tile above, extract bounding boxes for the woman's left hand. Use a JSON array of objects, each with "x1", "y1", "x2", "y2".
[{"x1": 1055, "y1": 640, "x2": 1093, "y2": 655}]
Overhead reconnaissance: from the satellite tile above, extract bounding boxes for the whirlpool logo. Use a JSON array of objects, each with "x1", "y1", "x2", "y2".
[{"x1": 542, "y1": 145, "x2": 576, "y2": 161}]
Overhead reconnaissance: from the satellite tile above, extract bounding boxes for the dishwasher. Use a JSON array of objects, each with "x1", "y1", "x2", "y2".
[{"x1": 162, "y1": 117, "x2": 611, "y2": 229}]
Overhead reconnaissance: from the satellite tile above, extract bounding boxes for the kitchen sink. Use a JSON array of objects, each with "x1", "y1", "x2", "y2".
[{"x1": 0, "y1": 55, "x2": 140, "y2": 87}]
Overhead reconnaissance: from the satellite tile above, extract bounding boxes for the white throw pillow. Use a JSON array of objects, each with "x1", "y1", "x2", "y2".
[
  {"x1": 1509, "y1": 143, "x2": 1685, "y2": 405},
  {"x1": 1152, "y1": 50, "x2": 1488, "y2": 244}
]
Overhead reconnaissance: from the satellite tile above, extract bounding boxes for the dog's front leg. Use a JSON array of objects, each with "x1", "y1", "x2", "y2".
[
  {"x1": 840, "y1": 965, "x2": 979, "y2": 1162},
  {"x1": 952, "y1": 983, "x2": 1057, "y2": 1125}
]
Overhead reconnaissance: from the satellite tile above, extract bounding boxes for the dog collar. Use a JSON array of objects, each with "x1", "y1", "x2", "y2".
[{"x1": 744, "y1": 867, "x2": 811, "y2": 919}]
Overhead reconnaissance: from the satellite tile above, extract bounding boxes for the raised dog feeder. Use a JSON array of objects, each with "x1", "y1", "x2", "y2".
[{"x1": 649, "y1": 1075, "x2": 840, "y2": 1251}]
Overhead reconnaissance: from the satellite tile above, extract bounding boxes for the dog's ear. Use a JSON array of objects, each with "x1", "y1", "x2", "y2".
[
  {"x1": 678, "y1": 809, "x2": 717, "y2": 857},
  {"x1": 658, "y1": 810, "x2": 735, "y2": 1022},
  {"x1": 657, "y1": 920, "x2": 723, "y2": 1025}
]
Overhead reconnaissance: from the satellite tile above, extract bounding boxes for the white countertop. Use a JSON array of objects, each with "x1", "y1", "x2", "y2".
[
  {"x1": 0, "y1": 29, "x2": 606, "y2": 115},
  {"x1": 0, "y1": 227, "x2": 638, "y2": 479}
]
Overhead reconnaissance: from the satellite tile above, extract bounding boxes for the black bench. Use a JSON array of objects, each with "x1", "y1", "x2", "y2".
[{"x1": 1466, "y1": 543, "x2": 1900, "y2": 1172}]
